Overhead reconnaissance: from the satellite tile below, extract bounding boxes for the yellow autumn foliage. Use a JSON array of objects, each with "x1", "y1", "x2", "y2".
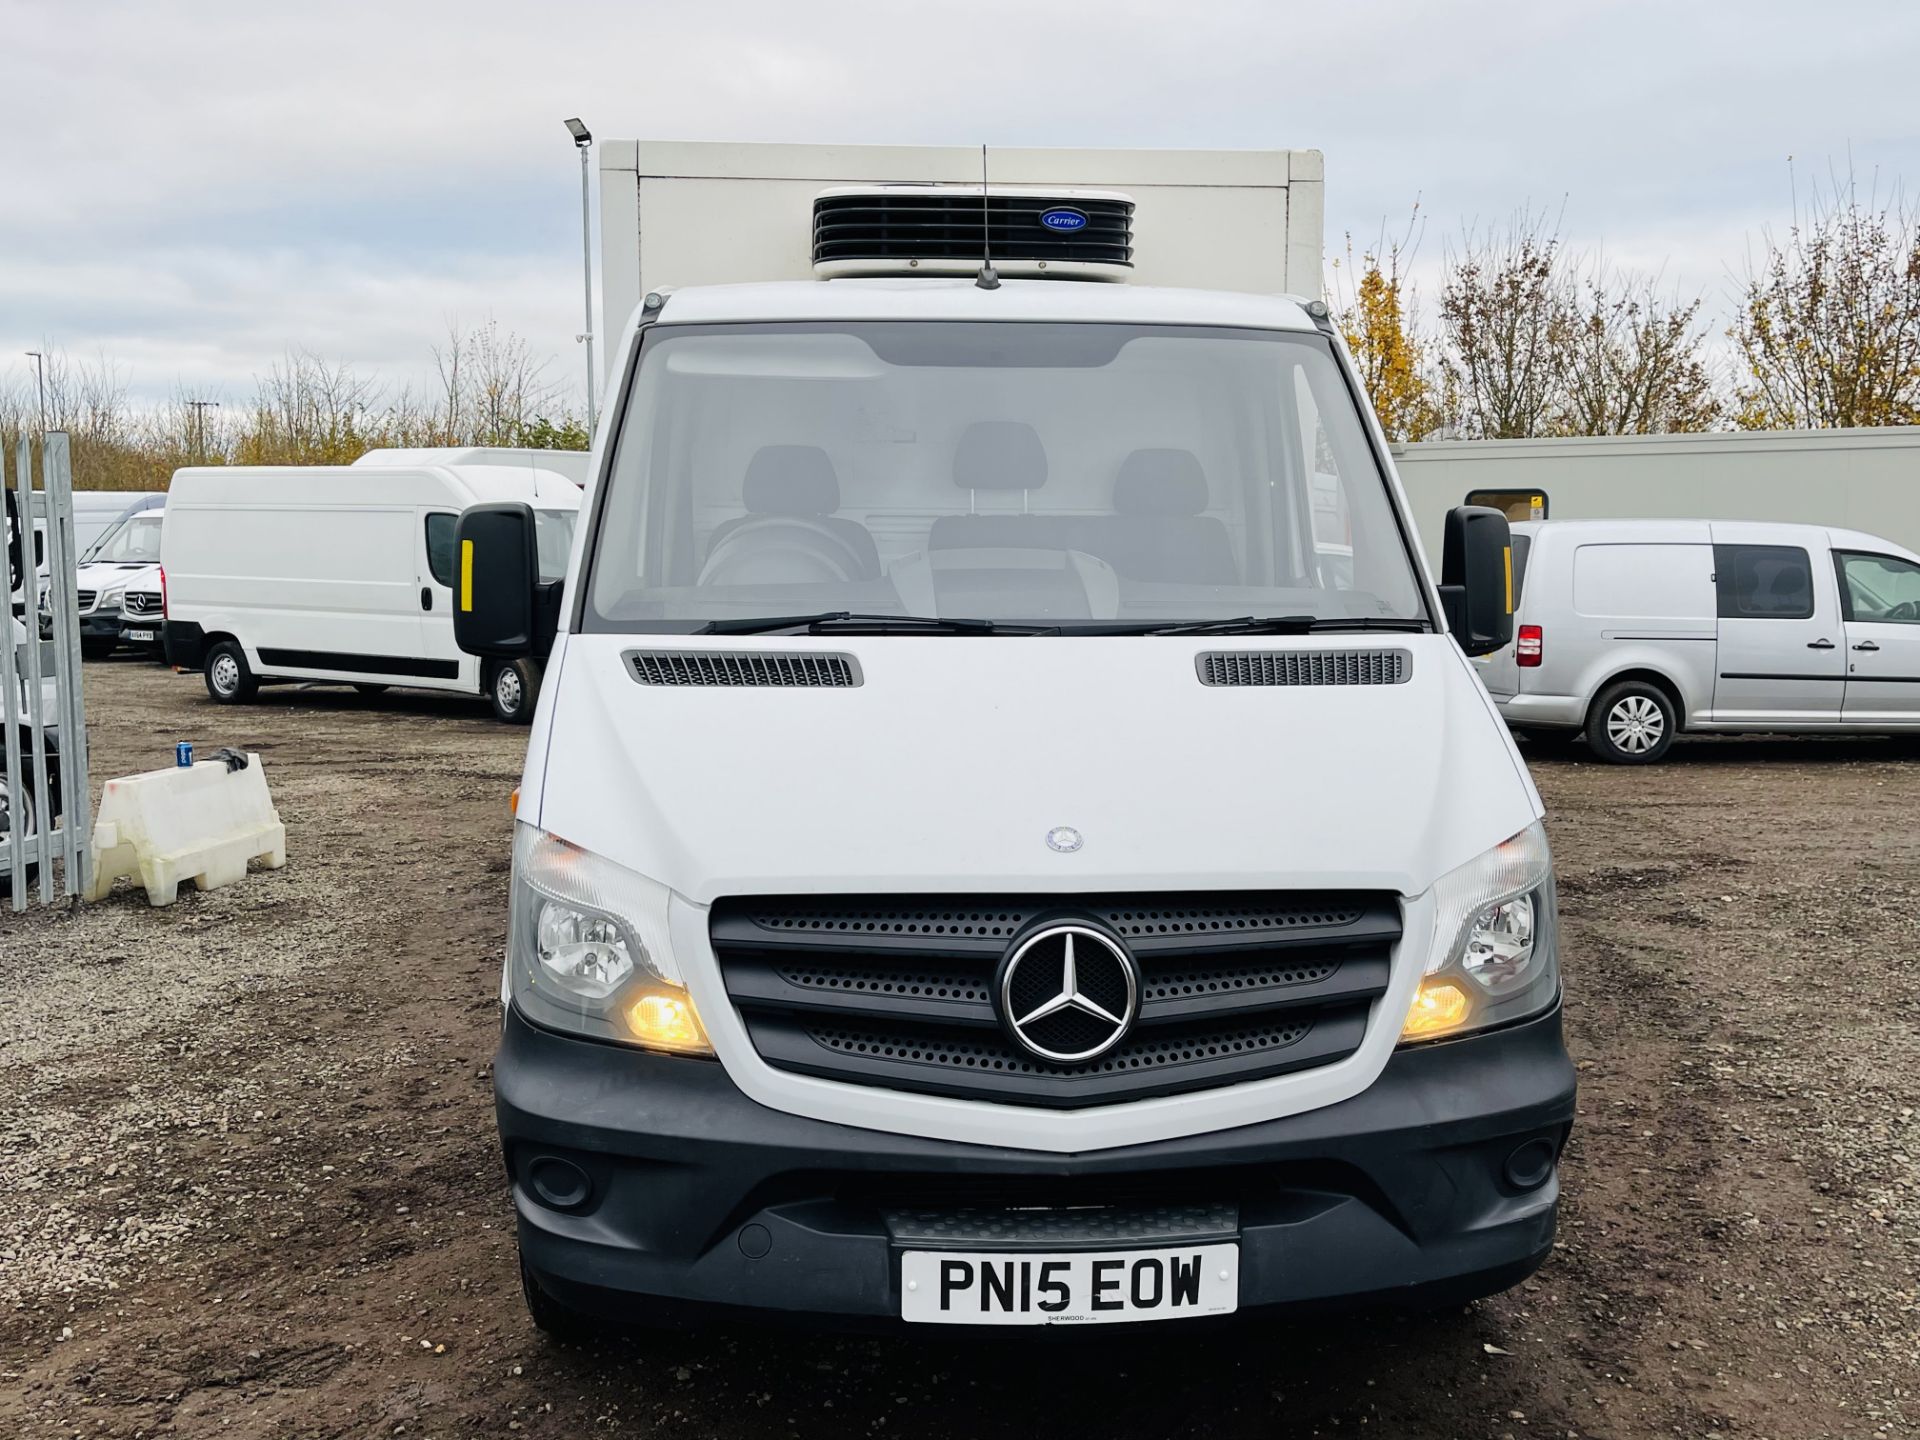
[{"x1": 1337, "y1": 253, "x2": 1443, "y2": 442}]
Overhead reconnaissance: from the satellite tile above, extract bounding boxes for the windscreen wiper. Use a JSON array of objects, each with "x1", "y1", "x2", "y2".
[
  {"x1": 1141, "y1": 614, "x2": 1431, "y2": 637},
  {"x1": 698, "y1": 611, "x2": 1055, "y2": 636}
]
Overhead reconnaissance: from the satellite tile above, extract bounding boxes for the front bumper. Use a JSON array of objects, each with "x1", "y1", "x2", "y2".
[
  {"x1": 79, "y1": 611, "x2": 121, "y2": 641},
  {"x1": 1493, "y1": 691, "x2": 1586, "y2": 729},
  {"x1": 499, "y1": 1002, "x2": 1576, "y2": 1329},
  {"x1": 117, "y1": 616, "x2": 164, "y2": 649}
]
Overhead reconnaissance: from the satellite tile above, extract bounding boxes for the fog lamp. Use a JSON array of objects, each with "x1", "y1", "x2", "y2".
[
  {"x1": 1401, "y1": 978, "x2": 1472, "y2": 1041},
  {"x1": 627, "y1": 990, "x2": 709, "y2": 1053}
]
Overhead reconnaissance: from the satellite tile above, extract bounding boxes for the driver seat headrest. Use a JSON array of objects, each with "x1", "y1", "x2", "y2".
[
  {"x1": 953, "y1": 422, "x2": 1048, "y2": 492},
  {"x1": 1114, "y1": 449, "x2": 1208, "y2": 516},
  {"x1": 703, "y1": 445, "x2": 881, "y2": 583},
  {"x1": 744, "y1": 445, "x2": 842, "y2": 515}
]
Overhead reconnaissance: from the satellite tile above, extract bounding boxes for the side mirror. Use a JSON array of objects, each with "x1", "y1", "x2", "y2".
[
  {"x1": 452, "y1": 502, "x2": 539, "y2": 658},
  {"x1": 4, "y1": 491, "x2": 19, "y2": 594},
  {"x1": 1439, "y1": 505, "x2": 1514, "y2": 657}
]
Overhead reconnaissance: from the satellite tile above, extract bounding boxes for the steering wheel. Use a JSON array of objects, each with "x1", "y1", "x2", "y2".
[
  {"x1": 698, "y1": 516, "x2": 866, "y2": 587},
  {"x1": 1885, "y1": 599, "x2": 1920, "y2": 623}
]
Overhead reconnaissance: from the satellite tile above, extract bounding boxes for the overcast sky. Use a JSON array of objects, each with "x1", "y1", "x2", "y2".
[{"x1": 5, "y1": 0, "x2": 1917, "y2": 412}]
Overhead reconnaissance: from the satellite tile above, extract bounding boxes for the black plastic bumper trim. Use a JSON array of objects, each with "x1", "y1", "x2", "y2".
[
  {"x1": 258, "y1": 647, "x2": 459, "y2": 679},
  {"x1": 497, "y1": 1001, "x2": 1575, "y2": 1328},
  {"x1": 163, "y1": 619, "x2": 207, "y2": 670}
]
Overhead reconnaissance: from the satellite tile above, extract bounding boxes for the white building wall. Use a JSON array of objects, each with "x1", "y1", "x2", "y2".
[
  {"x1": 1393, "y1": 427, "x2": 1920, "y2": 565},
  {"x1": 597, "y1": 140, "x2": 1325, "y2": 384}
]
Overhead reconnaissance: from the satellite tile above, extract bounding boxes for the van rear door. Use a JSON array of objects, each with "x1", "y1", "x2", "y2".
[{"x1": 1709, "y1": 527, "x2": 1846, "y2": 723}]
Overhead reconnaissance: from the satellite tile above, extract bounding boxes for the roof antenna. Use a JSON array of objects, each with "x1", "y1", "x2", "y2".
[{"x1": 975, "y1": 143, "x2": 1000, "y2": 291}]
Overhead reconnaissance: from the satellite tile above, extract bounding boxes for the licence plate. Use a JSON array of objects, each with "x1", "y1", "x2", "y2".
[
  {"x1": 123, "y1": 628, "x2": 154, "y2": 642},
  {"x1": 901, "y1": 1244, "x2": 1238, "y2": 1326}
]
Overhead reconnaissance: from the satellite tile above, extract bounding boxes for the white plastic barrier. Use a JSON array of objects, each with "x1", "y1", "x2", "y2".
[{"x1": 87, "y1": 754, "x2": 286, "y2": 906}]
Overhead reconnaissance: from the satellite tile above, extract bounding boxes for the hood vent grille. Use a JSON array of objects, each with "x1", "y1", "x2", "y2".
[
  {"x1": 1197, "y1": 649, "x2": 1411, "y2": 688},
  {"x1": 626, "y1": 650, "x2": 862, "y2": 688}
]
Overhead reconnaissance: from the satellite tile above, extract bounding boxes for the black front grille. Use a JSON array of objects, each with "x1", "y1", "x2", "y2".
[
  {"x1": 1198, "y1": 650, "x2": 1411, "y2": 687},
  {"x1": 122, "y1": 592, "x2": 161, "y2": 618},
  {"x1": 884, "y1": 1201, "x2": 1238, "y2": 1248},
  {"x1": 812, "y1": 192, "x2": 1134, "y2": 269},
  {"x1": 711, "y1": 892, "x2": 1400, "y2": 1108}
]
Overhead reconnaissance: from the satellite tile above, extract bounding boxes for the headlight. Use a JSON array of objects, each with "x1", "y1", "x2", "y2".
[
  {"x1": 1400, "y1": 821, "x2": 1559, "y2": 1043},
  {"x1": 507, "y1": 823, "x2": 712, "y2": 1055},
  {"x1": 98, "y1": 586, "x2": 125, "y2": 610}
]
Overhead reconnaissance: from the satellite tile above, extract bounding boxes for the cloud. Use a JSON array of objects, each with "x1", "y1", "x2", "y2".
[{"x1": 3, "y1": 0, "x2": 1917, "y2": 404}]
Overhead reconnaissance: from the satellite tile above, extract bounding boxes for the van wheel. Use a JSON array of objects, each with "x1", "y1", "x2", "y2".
[
  {"x1": 489, "y1": 658, "x2": 541, "y2": 725},
  {"x1": 1587, "y1": 681, "x2": 1676, "y2": 764},
  {"x1": 0, "y1": 781, "x2": 35, "y2": 891},
  {"x1": 519, "y1": 1256, "x2": 595, "y2": 1340},
  {"x1": 0, "y1": 763, "x2": 59, "y2": 894},
  {"x1": 204, "y1": 640, "x2": 259, "y2": 704}
]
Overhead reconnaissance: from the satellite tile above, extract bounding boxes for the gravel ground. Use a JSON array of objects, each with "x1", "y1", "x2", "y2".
[{"x1": 2, "y1": 659, "x2": 1916, "y2": 1438}]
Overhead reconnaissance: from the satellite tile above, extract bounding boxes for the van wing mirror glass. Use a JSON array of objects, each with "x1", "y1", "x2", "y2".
[
  {"x1": 1439, "y1": 505, "x2": 1514, "y2": 657},
  {"x1": 452, "y1": 502, "x2": 539, "y2": 657},
  {"x1": 4, "y1": 490, "x2": 19, "y2": 594}
]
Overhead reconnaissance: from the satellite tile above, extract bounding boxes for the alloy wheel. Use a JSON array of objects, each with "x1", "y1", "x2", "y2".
[{"x1": 1606, "y1": 694, "x2": 1666, "y2": 754}]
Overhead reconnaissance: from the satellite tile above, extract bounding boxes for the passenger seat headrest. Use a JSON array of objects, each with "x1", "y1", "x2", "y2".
[
  {"x1": 743, "y1": 445, "x2": 841, "y2": 515},
  {"x1": 953, "y1": 422, "x2": 1047, "y2": 492},
  {"x1": 1115, "y1": 449, "x2": 1208, "y2": 516}
]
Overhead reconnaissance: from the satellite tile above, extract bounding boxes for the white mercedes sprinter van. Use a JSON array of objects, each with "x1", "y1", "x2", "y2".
[
  {"x1": 162, "y1": 451, "x2": 582, "y2": 721},
  {"x1": 67, "y1": 497, "x2": 165, "y2": 658},
  {"x1": 455, "y1": 184, "x2": 1570, "y2": 1334}
]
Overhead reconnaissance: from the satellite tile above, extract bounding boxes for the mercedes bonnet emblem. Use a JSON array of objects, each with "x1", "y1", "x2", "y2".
[
  {"x1": 1045, "y1": 825, "x2": 1083, "y2": 853},
  {"x1": 997, "y1": 924, "x2": 1139, "y2": 1063}
]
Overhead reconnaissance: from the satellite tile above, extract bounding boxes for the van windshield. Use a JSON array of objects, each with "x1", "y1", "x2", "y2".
[
  {"x1": 584, "y1": 322, "x2": 1426, "y2": 632},
  {"x1": 85, "y1": 512, "x2": 164, "y2": 565}
]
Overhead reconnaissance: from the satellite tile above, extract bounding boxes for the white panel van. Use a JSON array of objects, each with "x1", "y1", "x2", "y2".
[
  {"x1": 1478, "y1": 518, "x2": 1920, "y2": 761},
  {"x1": 446, "y1": 169, "x2": 1573, "y2": 1338},
  {"x1": 68, "y1": 497, "x2": 166, "y2": 658},
  {"x1": 161, "y1": 454, "x2": 581, "y2": 721}
]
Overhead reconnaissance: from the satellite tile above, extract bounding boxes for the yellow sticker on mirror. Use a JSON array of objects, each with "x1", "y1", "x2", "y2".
[{"x1": 460, "y1": 539, "x2": 474, "y2": 612}]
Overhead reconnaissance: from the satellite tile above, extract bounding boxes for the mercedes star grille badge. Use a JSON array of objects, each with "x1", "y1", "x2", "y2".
[{"x1": 997, "y1": 924, "x2": 1139, "y2": 1063}]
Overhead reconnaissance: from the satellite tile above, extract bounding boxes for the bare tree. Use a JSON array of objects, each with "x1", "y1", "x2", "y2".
[
  {"x1": 148, "y1": 388, "x2": 237, "y2": 471},
  {"x1": 1553, "y1": 266, "x2": 1720, "y2": 435},
  {"x1": 0, "y1": 349, "x2": 167, "y2": 489},
  {"x1": 1437, "y1": 211, "x2": 1568, "y2": 439},
  {"x1": 431, "y1": 319, "x2": 565, "y2": 446},
  {"x1": 1731, "y1": 169, "x2": 1920, "y2": 428},
  {"x1": 235, "y1": 350, "x2": 389, "y2": 465}
]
